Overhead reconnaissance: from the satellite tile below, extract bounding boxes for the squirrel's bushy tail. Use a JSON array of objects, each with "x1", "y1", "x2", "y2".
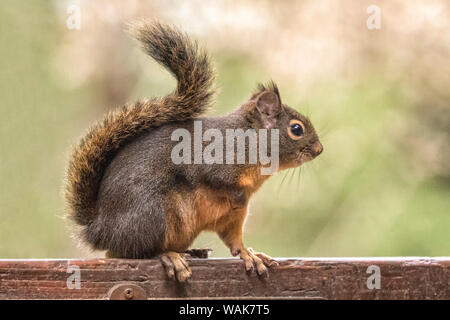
[{"x1": 66, "y1": 22, "x2": 215, "y2": 226}]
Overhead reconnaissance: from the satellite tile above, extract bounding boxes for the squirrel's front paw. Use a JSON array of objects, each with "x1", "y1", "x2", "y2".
[
  {"x1": 232, "y1": 247, "x2": 278, "y2": 276},
  {"x1": 160, "y1": 252, "x2": 192, "y2": 282}
]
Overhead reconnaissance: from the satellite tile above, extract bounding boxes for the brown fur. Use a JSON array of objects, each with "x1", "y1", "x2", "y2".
[
  {"x1": 162, "y1": 165, "x2": 267, "y2": 255},
  {"x1": 66, "y1": 22, "x2": 214, "y2": 226}
]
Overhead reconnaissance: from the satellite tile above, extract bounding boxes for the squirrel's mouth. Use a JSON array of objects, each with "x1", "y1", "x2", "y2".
[
  {"x1": 297, "y1": 141, "x2": 323, "y2": 166},
  {"x1": 297, "y1": 152, "x2": 314, "y2": 165}
]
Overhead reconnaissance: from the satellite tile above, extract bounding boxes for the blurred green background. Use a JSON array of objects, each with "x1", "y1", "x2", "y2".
[{"x1": 0, "y1": 0, "x2": 448, "y2": 258}]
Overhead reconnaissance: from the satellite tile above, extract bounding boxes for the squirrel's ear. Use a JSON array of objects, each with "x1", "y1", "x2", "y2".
[{"x1": 256, "y1": 91, "x2": 282, "y2": 128}]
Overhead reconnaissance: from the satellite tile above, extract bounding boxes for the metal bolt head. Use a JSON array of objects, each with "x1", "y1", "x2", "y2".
[
  {"x1": 123, "y1": 288, "x2": 134, "y2": 299},
  {"x1": 108, "y1": 284, "x2": 147, "y2": 300}
]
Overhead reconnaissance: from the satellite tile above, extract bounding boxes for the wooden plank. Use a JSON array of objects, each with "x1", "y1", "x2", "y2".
[{"x1": 0, "y1": 258, "x2": 448, "y2": 299}]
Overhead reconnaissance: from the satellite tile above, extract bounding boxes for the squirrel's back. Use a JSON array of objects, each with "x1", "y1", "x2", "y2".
[{"x1": 65, "y1": 22, "x2": 215, "y2": 227}]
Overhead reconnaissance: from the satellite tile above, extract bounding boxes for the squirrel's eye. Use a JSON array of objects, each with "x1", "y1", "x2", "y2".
[
  {"x1": 287, "y1": 119, "x2": 305, "y2": 140},
  {"x1": 290, "y1": 124, "x2": 303, "y2": 136}
]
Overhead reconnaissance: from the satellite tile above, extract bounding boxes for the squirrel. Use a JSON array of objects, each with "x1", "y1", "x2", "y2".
[{"x1": 65, "y1": 22, "x2": 323, "y2": 282}]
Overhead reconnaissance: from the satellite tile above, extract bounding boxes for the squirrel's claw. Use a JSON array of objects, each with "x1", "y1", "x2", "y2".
[
  {"x1": 248, "y1": 248, "x2": 279, "y2": 268},
  {"x1": 160, "y1": 252, "x2": 192, "y2": 282},
  {"x1": 237, "y1": 247, "x2": 277, "y2": 277}
]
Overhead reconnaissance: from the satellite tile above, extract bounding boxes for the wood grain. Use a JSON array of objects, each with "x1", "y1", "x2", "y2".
[{"x1": 0, "y1": 258, "x2": 448, "y2": 299}]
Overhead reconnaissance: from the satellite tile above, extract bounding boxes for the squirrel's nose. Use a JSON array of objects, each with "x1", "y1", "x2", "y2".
[{"x1": 312, "y1": 141, "x2": 323, "y2": 156}]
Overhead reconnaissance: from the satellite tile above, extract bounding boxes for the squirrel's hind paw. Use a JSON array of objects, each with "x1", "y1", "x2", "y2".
[{"x1": 160, "y1": 252, "x2": 192, "y2": 282}]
